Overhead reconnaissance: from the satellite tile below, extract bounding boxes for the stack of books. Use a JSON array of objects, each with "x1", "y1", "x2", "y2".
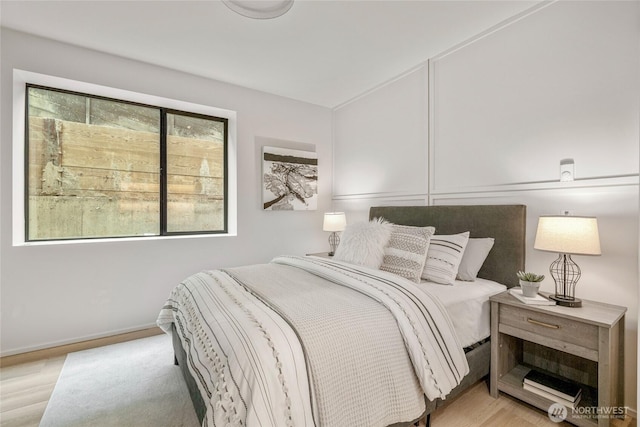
[
  {"x1": 523, "y1": 370, "x2": 582, "y2": 408},
  {"x1": 509, "y1": 288, "x2": 555, "y2": 305}
]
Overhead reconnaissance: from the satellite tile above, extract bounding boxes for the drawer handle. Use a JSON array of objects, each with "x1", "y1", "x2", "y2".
[{"x1": 527, "y1": 318, "x2": 560, "y2": 329}]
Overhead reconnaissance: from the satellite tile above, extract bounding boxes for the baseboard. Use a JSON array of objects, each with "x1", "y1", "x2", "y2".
[
  {"x1": 626, "y1": 408, "x2": 637, "y2": 420},
  {"x1": 0, "y1": 326, "x2": 163, "y2": 367}
]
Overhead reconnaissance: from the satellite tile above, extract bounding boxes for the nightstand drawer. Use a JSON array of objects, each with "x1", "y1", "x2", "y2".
[{"x1": 500, "y1": 305, "x2": 599, "y2": 351}]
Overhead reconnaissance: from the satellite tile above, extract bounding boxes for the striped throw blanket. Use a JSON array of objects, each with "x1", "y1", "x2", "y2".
[{"x1": 157, "y1": 256, "x2": 468, "y2": 427}]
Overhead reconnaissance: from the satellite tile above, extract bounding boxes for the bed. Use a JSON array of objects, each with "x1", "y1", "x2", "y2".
[{"x1": 158, "y1": 204, "x2": 526, "y2": 427}]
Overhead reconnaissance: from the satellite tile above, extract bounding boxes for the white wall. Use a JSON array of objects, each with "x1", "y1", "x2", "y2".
[
  {"x1": 333, "y1": 66, "x2": 428, "y2": 198},
  {"x1": 333, "y1": 0, "x2": 639, "y2": 412},
  {"x1": 0, "y1": 29, "x2": 333, "y2": 355}
]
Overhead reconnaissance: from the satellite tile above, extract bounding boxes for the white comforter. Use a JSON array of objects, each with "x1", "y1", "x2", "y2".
[{"x1": 157, "y1": 256, "x2": 468, "y2": 427}]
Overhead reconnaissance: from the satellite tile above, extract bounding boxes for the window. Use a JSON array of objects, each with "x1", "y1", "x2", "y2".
[{"x1": 25, "y1": 85, "x2": 229, "y2": 241}]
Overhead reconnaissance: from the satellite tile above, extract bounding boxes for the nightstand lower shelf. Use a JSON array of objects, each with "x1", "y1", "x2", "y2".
[{"x1": 498, "y1": 364, "x2": 598, "y2": 426}]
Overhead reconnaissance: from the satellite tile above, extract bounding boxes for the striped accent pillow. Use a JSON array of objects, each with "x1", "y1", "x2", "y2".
[
  {"x1": 380, "y1": 225, "x2": 435, "y2": 283},
  {"x1": 422, "y1": 232, "x2": 470, "y2": 285}
]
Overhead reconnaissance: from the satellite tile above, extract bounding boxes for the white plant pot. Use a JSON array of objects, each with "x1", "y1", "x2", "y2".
[{"x1": 519, "y1": 280, "x2": 540, "y2": 298}]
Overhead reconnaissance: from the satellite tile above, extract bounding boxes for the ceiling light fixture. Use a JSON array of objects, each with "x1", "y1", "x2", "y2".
[{"x1": 222, "y1": 0, "x2": 294, "y2": 19}]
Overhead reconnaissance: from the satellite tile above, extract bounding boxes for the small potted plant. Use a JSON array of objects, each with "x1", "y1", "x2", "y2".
[{"x1": 516, "y1": 271, "x2": 545, "y2": 297}]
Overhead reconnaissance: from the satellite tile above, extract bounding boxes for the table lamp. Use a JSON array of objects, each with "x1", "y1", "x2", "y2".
[
  {"x1": 323, "y1": 212, "x2": 346, "y2": 256},
  {"x1": 533, "y1": 215, "x2": 601, "y2": 307}
]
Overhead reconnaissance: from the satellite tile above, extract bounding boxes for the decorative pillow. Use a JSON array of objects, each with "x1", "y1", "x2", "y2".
[
  {"x1": 456, "y1": 238, "x2": 495, "y2": 281},
  {"x1": 422, "y1": 232, "x2": 470, "y2": 285},
  {"x1": 333, "y1": 217, "x2": 392, "y2": 269},
  {"x1": 380, "y1": 224, "x2": 435, "y2": 283}
]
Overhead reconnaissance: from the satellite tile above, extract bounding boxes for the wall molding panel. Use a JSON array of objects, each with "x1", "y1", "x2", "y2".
[
  {"x1": 430, "y1": 174, "x2": 639, "y2": 200},
  {"x1": 332, "y1": 65, "x2": 429, "y2": 199},
  {"x1": 428, "y1": 1, "x2": 639, "y2": 195}
]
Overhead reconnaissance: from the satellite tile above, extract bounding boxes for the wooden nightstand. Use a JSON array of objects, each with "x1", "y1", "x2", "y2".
[{"x1": 490, "y1": 291, "x2": 626, "y2": 427}]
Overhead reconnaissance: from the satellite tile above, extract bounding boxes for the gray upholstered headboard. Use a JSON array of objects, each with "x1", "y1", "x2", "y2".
[{"x1": 369, "y1": 205, "x2": 526, "y2": 288}]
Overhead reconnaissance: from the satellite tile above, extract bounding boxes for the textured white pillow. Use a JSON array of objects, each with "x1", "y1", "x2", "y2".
[
  {"x1": 422, "y1": 232, "x2": 470, "y2": 285},
  {"x1": 333, "y1": 218, "x2": 392, "y2": 268},
  {"x1": 380, "y1": 225, "x2": 435, "y2": 283},
  {"x1": 456, "y1": 238, "x2": 495, "y2": 281}
]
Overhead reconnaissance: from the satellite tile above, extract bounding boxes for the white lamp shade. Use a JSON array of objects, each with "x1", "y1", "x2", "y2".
[
  {"x1": 323, "y1": 212, "x2": 346, "y2": 232},
  {"x1": 534, "y1": 216, "x2": 601, "y2": 256}
]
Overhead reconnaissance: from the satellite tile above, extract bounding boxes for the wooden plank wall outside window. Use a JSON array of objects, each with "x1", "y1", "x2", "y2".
[{"x1": 26, "y1": 86, "x2": 226, "y2": 241}]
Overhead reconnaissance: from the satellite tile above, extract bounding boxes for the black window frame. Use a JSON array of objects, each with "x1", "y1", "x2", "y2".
[{"x1": 25, "y1": 84, "x2": 229, "y2": 242}]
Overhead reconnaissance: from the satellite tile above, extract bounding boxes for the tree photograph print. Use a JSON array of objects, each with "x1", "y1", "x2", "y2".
[{"x1": 262, "y1": 146, "x2": 318, "y2": 210}]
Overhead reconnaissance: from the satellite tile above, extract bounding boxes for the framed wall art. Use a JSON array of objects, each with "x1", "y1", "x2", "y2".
[{"x1": 262, "y1": 146, "x2": 317, "y2": 210}]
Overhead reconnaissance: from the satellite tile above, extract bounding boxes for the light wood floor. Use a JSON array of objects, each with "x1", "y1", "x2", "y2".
[
  {"x1": 1, "y1": 335, "x2": 635, "y2": 427},
  {"x1": 430, "y1": 381, "x2": 634, "y2": 427},
  {"x1": 1, "y1": 355, "x2": 66, "y2": 426}
]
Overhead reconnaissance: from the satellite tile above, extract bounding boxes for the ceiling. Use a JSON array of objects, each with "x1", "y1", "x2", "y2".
[{"x1": 0, "y1": 0, "x2": 539, "y2": 108}]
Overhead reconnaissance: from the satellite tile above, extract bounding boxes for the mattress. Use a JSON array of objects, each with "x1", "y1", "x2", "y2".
[{"x1": 422, "y1": 278, "x2": 506, "y2": 349}]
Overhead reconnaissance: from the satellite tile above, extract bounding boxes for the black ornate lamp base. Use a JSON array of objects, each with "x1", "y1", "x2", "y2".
[
  {"x1": 328, "y1": 232, "x2": 340, "y2": 257},
  {"x1": 549, "y1": 253, "x2": 583, "y2": 308},
  {"x1": 550, "y1": 294, "x2": 582, "y2": 307}
]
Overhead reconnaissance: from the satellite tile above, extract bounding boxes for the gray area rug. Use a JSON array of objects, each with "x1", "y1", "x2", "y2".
[{"x1": 40, "y1": 334, "x2": 200, "y2": 427}]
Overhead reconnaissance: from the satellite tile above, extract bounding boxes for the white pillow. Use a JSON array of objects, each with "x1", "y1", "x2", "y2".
[
  {"x1": 422, "y1": 232, "x2": 470, "y2": 285},
  {"x1": 380, "y1": 224, "x2": 435, "y2": 283},
  {"x1": 456, "y1": 238, "x2": 495, "y2": 281},
  {"x1": 333, "y1": 218, "x2": 392, "y2": 268}
]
